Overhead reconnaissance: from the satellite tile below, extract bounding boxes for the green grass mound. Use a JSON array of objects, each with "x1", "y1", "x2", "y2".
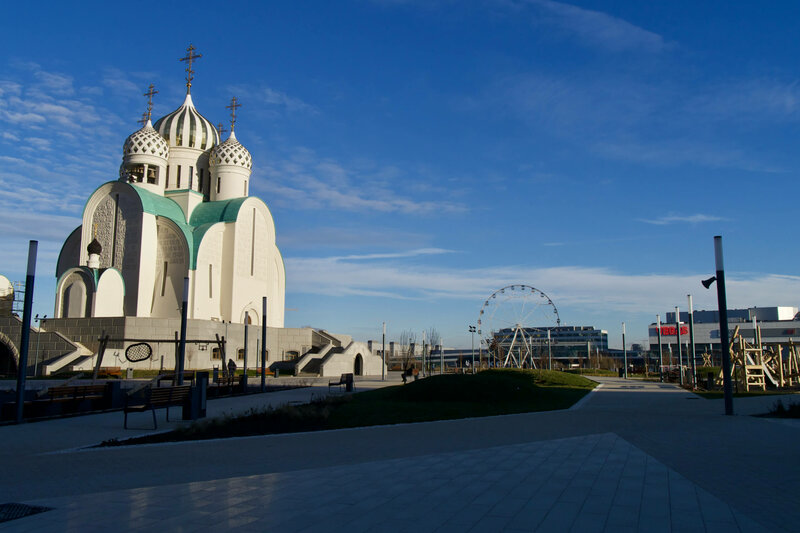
[{"x1": 102, "y1": 369, "x2": 596, "y2": 446}]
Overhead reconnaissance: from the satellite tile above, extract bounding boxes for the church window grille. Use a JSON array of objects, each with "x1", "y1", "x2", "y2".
[
  {"x1": 177, "y1": 166, "x2": 182, "y2": 189},
  {"x1": 237, "y1": 348, "x2": 245, "y2": 361},
  {"x1": 161, "y1": 261, "x2": 168, "y2": 297},
  {"x1": 212, "y1": 347, "x2": 221, "y2": 360},
  {"x1": 130, "y1": 164, "x2": 144, "y2": 183},
  {"x1": 189, "y1": 166, "x2": 194, "y2": 190}
]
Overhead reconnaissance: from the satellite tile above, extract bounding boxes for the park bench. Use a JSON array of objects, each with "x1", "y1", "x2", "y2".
[
  {"x1": 123, "y1": 385, "x2": 192, "y2": 429},
  {"x1": 97, "y1": 367, "x2": 122, "y2": 379},
  {"x1": 156, "y1": 371, "x2": 196, "y2": 387},
  {"x1": 329, "y1": 373, "x2": 355, "y2": 392},
  {"x1": 43, "y1": 384, "x2": 107, "y2": 404}
]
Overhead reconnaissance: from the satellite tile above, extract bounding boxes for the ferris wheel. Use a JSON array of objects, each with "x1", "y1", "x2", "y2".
[{"x1": 478, "y1": 284, "x2": 561, "y2": 368}]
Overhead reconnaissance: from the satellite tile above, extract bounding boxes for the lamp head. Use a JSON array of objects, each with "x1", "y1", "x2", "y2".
[{"x1": 701, "y1": 276, "x2": 717, "y2": 289}]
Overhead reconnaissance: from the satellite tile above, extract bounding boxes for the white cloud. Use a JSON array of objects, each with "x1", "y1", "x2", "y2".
[
  {"x1": 286, "y1": 252, "x2": 800, "y2": 318},
  {"x1": 257, "y1": 148, "x2": 467, "y2": 214},
  {"x1": 639, "y1": 214, "x2": 725, "y2": 226},
  {"x1": 519, "y1": 0, "x2": 666, "y2": 53}
]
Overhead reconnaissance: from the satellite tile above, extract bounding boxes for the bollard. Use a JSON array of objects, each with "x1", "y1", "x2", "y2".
[{"x1": 707, "y1": 372, "x2": 714, "y2": 390}]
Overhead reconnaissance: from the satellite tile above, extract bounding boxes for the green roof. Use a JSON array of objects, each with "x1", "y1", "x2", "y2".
[
  {"x1": 189, "y1": 198, "x2": 248, "y2": 263},
  {"x1": 131, "y1": 186, "x2": 197, "y2": 266},
  {"x1": 85, "y1": 183, "x2": 252, "y2": 270}
]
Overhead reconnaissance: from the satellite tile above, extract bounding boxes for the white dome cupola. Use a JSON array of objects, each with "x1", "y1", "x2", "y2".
[
  {"x1": 153, "y1": 94, "x2": 218, "y2": 197},
  {"x1": 210, "y1": 130, "x2": 253, "y2": 200},
  {"x1": 153, "y1": 93, "x2": 219, "y2": 152},
  {"x1": 210, "y1": 96, "x2": 252, "y2": 201},
  {"x1": 119, "y1": 118, "x2": 169, "y2": 194}
]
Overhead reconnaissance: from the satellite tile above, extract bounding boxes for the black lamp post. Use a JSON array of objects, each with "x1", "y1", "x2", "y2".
[{"x1": 702, "y1": 236, "x2": 733, "y2": 415}]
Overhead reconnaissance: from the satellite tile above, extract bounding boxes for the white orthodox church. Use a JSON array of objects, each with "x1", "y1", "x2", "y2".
[
  {"x1": 55, "y1": 91, "x2": 285, "y2": 327},
  {"x1": 0, "y1": 49, "x2": 385, "y2": 378}
]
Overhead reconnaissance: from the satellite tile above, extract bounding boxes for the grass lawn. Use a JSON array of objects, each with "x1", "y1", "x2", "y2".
[{"x1": 102, "y1": 369, "x2": 596, "y2": 446}]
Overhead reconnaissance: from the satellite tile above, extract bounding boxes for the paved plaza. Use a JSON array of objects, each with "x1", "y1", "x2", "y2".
[{"x1": 0, "y1": 377, "x2": 798, "y2": 532}]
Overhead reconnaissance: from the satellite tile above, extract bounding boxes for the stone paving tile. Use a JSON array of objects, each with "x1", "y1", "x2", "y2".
[{"x1": 0, "y1": 432, "x2": 773, "y2": 533}]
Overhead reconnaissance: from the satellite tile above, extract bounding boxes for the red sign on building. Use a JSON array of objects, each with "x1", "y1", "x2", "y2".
[{"x1": 660, "y1": 326, "x2": 688, "y2": 336}]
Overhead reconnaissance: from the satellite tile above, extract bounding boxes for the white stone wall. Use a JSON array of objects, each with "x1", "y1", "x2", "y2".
[
  {"x1": 150, "y1": 218, "x2": 189, "y2": 318},
  {"x1": 319, "y1": 341, "x2": 385, "y2": 377},
  {"x1": 95, "y1": 269, "x2": 124, "y2": 317},
  {"x1": 227, "y1": 198, "x2": 285, "y2": 327}
]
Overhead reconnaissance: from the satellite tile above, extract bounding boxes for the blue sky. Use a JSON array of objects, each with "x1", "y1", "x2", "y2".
[{"x1": 1, "y1": 0, "x2": 799, "y2": 349}]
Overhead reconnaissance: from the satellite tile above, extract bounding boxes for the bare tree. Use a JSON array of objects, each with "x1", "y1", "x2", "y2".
[
  {"x1": 424, "y1": 327, "x2": 441, "y2": 372},
  {"x1": 398, "y1": 330, "x2": 417, "y2": 370}
]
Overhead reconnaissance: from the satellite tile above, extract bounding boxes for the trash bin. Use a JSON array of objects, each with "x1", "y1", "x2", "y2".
[{"x1": 275, "y1": 368, "x2": 280, "y2": 378}]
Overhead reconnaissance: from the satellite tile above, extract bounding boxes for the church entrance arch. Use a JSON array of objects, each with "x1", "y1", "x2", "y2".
[
  {"x1": 354, "y1": 354, "x2": 363, "y2": 376},
  {"x1": 0, "y1": 332, "x2": 19, "y2": 377}
]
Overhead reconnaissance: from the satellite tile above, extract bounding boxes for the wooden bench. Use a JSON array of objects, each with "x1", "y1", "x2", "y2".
[
  {"x1": 44, "y1": 385, "x2": 107, "y2": 403},
  {"x1": 124, "y1": 385, "x2": 192, "y2": 429},
  {"x1": 329, "y1": 373, "x2": 355, "y2": 392},
  {"x1": 156, "y1": 372, "x2": 196, "y2": 387},
  {"x1": 97, "y1": 367, "x2": 122, "y2": 379}
]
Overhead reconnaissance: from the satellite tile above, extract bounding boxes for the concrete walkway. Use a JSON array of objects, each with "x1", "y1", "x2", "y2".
[{"x1": 0, "y1": 377, "x2": 798, "y2": 532}]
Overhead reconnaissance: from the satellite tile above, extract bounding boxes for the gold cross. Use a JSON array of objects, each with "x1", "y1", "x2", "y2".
[
  {"x1": 226, "y1": 96, "x2": 241, "y2": 131},
  {"x1": 143, "y1": 84, "x2": 158, "y2": 121},
  {"x1": 137, "y1": 111, "x2": 148, "y2": 127},
  {"x1": 217, "y1": 122, "x2": 227, "y2": 139},
  {"x1": 179, "y1": 44, "x2": 202, "y2": 93}
]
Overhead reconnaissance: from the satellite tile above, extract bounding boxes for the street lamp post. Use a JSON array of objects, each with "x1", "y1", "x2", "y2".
[
  {"x1": 688, "y1": 294, "x2": 696, "y2": 389},
  {"x1": 547, "y1": 328, "x2": 552, "y2": 371},
  {"x1": 702, "y1": 236, "x2": 734, "y2": 415},
  {"x1": 469, "y1": 326, "x2": 476, "y2": 374},
  {"x1": 382, "y1": 322, "x2": 386, "y2": 381},
  {"x1": 657, "y1": 315, "x2": 663, "y2": 382},
  {"x1": 622, "y1": 322, "x2": 627, "y2": 379},
  {"x1": 675, "y1": 306, "x2": 683, "y2": 385},
  {"x1": 440, "y1": 339, "x2": 444, "y2": 375},
  {"x1": 34, "y1": 314, "x2": 46, "y2": 378}
]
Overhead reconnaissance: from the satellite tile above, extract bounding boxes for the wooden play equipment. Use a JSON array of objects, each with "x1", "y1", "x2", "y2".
[{"x1": 719, "y1": 325, "x2": 800, "y2": 391}]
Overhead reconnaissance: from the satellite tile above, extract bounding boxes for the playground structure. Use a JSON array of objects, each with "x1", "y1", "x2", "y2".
[{"x1": 719, "y1": 325, "x2": 800, "y2": 392}]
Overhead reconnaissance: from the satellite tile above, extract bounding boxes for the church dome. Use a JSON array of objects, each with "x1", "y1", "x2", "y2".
[
  {"x1": 87, "y1": 238, "x2": 102, "y2": 255},
  {"x1": 153, "y1": 93, "x2": 219, "y2": 151},
  {"x1": 122, "y1": 120, "x2": 169, "y2": 160},
  {"x1": 209, "y1": 131, "x2": 252, "y2": 170}
]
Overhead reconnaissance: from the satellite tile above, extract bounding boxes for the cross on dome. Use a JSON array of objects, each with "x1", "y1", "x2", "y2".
[
  {"x1": 179, "y1": 44, "x2": 202, "y2": 94},
  {"x1": 226, "y1": 96, "x2": 241, "y2": 132},
  {"x1": 217, "y1": 122, "x2": 227, "y2": 138},
  {"x1": 143, "y1": 84, "x2": 158, "y2": 122},
  {"x1": 137, "y1": 112, "x2": 148, "y2": 127}
]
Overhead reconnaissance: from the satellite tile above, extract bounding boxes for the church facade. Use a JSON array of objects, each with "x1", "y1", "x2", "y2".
[
  {"x1": 0, "y1": 50, "x2": 384, "y2": 378},
  {"x1": 54, "y1": 92, "x2": 285, "y2": 328}
]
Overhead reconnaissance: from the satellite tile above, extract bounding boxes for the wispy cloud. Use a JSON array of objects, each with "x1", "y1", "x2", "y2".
[
  {"x1": 286, "y1": 252, "x2": 800, "y2": 317},
  {"x1": 521, "y1": 0, "x2": 667, "y2": 53},
  {"x1": 256, "y1": 148, "x2": 468, "y2": 214},
  {"x1": 494, "y1": 71, "x2": 790, "y2": 171},
  {"x1": 227, "y1": 84, "x2": 317, "y2": 115},
  {"x1": 639, "y1": 214, "x2": 725, "y2": 226}
]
